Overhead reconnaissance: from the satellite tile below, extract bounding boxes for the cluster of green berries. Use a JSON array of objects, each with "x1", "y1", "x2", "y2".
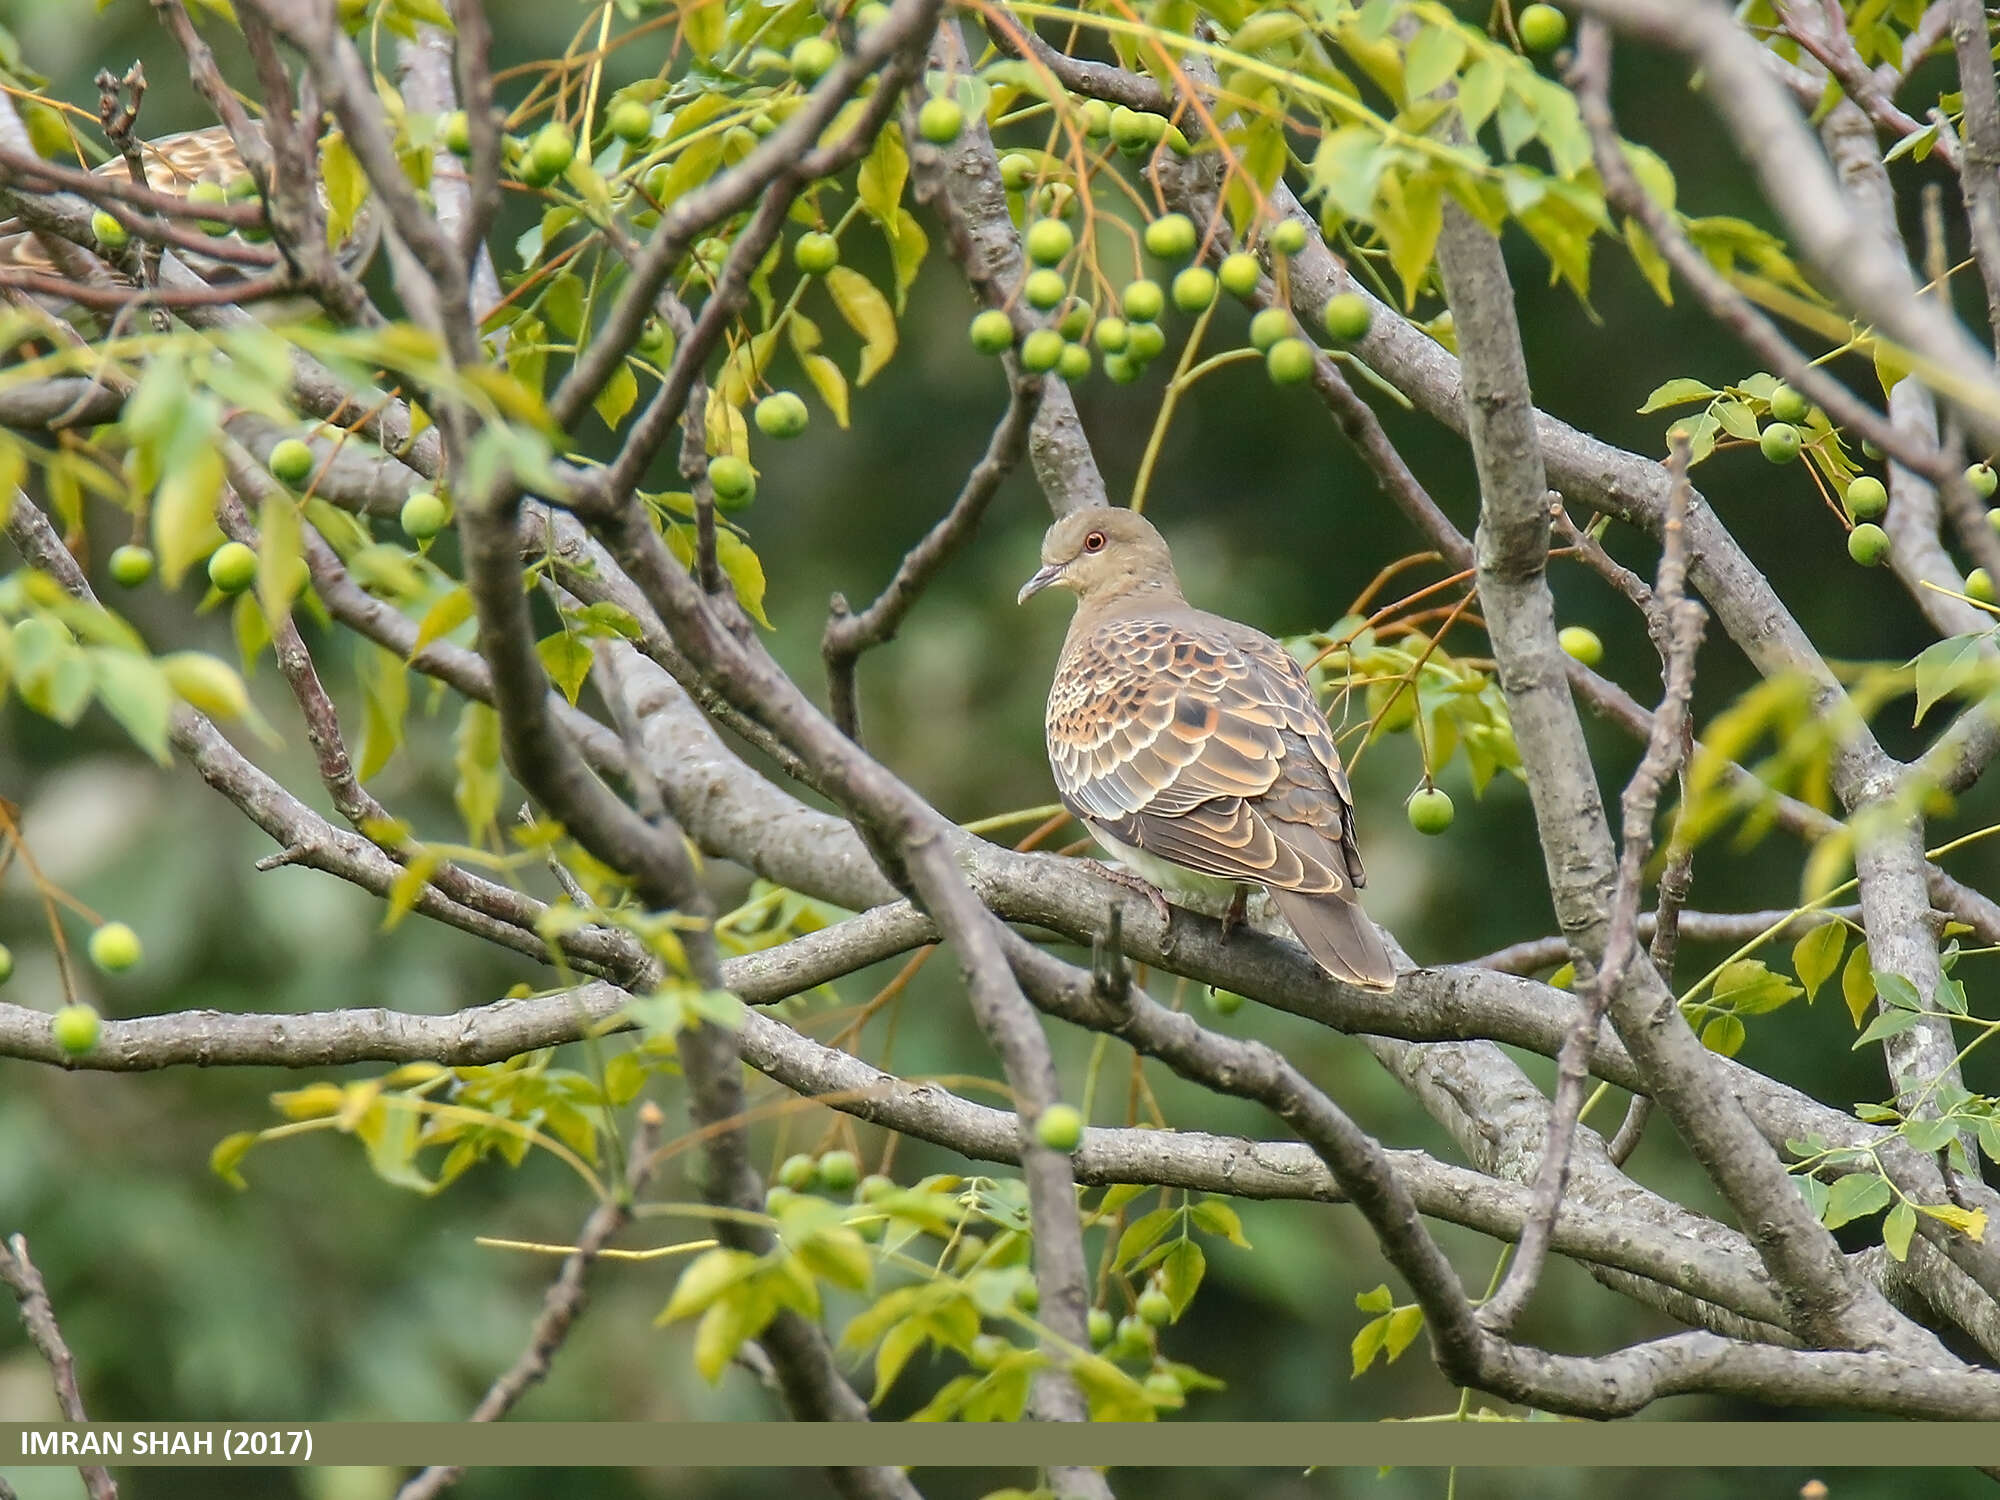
[{"x1": 968, "y1": 211, "x2": 1369, "y2": 386}]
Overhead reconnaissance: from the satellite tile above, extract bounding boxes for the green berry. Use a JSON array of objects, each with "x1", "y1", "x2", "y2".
[
  {"x1": 527, "y1": 121, "x2": 576, "y2": 183},
  {"x1": 1114, "y1": 1314, "x2": 1156, "y2": 1358},
  {"x1": 970, "y1": 308, "x2": 1015, "y2": 354},
  {"x1": 1847, "y1": 522, "x2": 1890, "y2": 566},
  {"x1": 1970, "y1": 463, "x2": 1998, "y2": 499},
  {"x1": 1171, "y1": 266, "x2": 1217, "y2": 313},
  {"x1": 1122, "y1": 279, "x2": 1164, "y2": 322},
  {"x1": 1026, "y1": 217, "x2": 1074, "y2": 266},
  {"x1": 207, "y1": 542, "x2": 258, "y2": 595},
  {"x1": 795, "y1": 231, "x2": 840, "y2": 274},
  {"x1": 1103, "y1": 353, "x2": 1140, "y2": 384},
  {"x1": 791, "y1": 37, "x2": 839, "y2": 85},
  {"x1": 1265, "y1": 337, "x2": 1316, "y2": 386},
  {"x1": 1558, "y1": 625, "x2": 1603, "y2": 667},
  {"x1": 1205, "y1": 986, "x2": 1245, "y2": 1016},
  {"x1": 1057, "y1": 342, "x2": 1092, "y2": 382},
  {"x1": 1988, "y1": 506, "x2": 2000, "y2": 537},
  {"x1": 968, "y1": 1333, "x2": 1010, "y2": 1370},
  {"x1": 609, "y1": 99, "x2": 654, "y2": 144},
  {"x1": 918, "y1": 97, "x2": 964, "y2": 145},
  {"x1": 1125, "y1": 321, "x2": 1166, "y2": 362},
  {"x1": 1270, "y1": 218, "x2": 1309, "y2": 256},
  {"x1": 1023, "y1": 268, "x2": 1067, "y2": 310},
  {"x1": 1143, "y1": 213, "x2": 1198, "y2": 263},
  {"x1": 765, "y1": 1184, "x2": 799, "y2": 1214},
  {"x1": 91, "y1": 209, "x2": 128, "y2": 252},
  {"x1": 1323, "y1": 292, "x2": 1372, "y2": 343},
  {"x1": 1519, "y1": 3, "x2": 1568, "y2": 52},
  {"x1": 999, "y1": 153, "x2": 1036, "y2": 191},
  {"x1": 1407, "y1": 787, "x2": 1455, "y2": 835},
  {"x1": 777, "y1": 1152, "x2": 818, "y2": 1191},
  {"x1": 858, "y1": 1173, "x2": 896, "y2": 1202},
  {"x1": 88, "y1": 922, "x2": 142, "y2": 973},
  {"x1": 1248, "y1": 306, "x2": 1294, "y2": 351},
  {"x1": 1110, "y1": 106, "x2": 1164, "y2": 154},
  {"x1": 1759, "y1": 422, "x2": 1802, "y2": 463},
  {"x1": 1862, "y1": 438, "x2": 1886, "y2": 461},
  {"x1": 1035, "y1": 1102, "x2": 1084, "y2": 1151},
  {"x1": 1020, "y1": 328, "x2": 1065, "y2": 372},
  {"x1": 52, "y1": 1004, "x2": 99, "y2": 1056},
  {"x1": 443, "y1": 111, "x2": 471, "y2": 156},
  {"x1": 853, "y1": 2, "x2": 890, "y2": 34},
  {"x1": 1218, "y1": 252, "x2": 1261, "y2": 299},
  {"x1": 1844, "y1": 476, "x2": 1888, "y2": 521},
  {"x1": 1057, "y1": 305, "x2": 1092, "y2": 342},
  {"x1": 1092, "y1": 317, "x2": 1130, "y2": 354},
  {"x1": 818, "y1": 1150, "x2": 859, "y2": 1192},
  {"x1": 1088, "y1": 1306, "x2": 1115, "y2": 1346},
  {"x1": 1079, "y1": 100, "x2": 1112, "y2": 138},
  {"x1": 1013, "y1": 1279, "x2": 1039, "y2": 1313},
  {"x1": 1769, "y1": 383, "x2": 1809, "y2": 424},
  {"x1": 637, "y1": 319, "x2": 672, "y2": 360},
  {"x1": 1143, "y1": 1371, "x2": 1184, "y2": 1404},
  {"x1": 400, "y1": 492, "x2": 449, "y2": 540},
  {"x1": 708, "y1": 456, "x2": 756, "y2": 509},
  {"x1": 108, "y1": 545, "x2": 154, "y2": 588},
  {"x1": 0, "y1": 943, "x2": 11, "y2": 985},
  {"x1": 188, "y1": 179, "x2": 230, "y2": 236},
  {"x1": 1969, "y1": 569, "x2": 1996, "y2": 605},
  {"x1": 754, "y1": 391, "x2": 810, "y2": 439},
  {"x1": 268, "y1": 438, "x2": 315, "y2": 486},
  {"x1": 1137, "y1": 1285, "x2": 1174, "y2": 1326}
]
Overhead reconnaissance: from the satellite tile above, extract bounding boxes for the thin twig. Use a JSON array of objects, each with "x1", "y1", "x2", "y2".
[{"x1": 0, "y1": 1235, "x2": 117, "y2": 1500}]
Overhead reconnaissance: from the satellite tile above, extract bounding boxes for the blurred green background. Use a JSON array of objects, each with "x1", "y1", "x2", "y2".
[{"x1": 3, "y1": 2, "x2": 1998, "y2": 1498}]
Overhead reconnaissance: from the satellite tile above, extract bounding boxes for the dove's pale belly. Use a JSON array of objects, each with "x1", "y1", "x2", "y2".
[{"x1": 1088, "y1": 826, "x2": 1247, "y2": 909}]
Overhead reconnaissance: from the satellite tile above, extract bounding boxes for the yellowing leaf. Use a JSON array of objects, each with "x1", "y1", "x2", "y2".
[
  {"x1": 1842, "y1": 940, "x2": 1876, "y2": 1029},
  {"x1": 536, "y1": 630, "x2": 593, "y2": 705},
  {"x1": 800, "y1": 352, "x2": 850, "y2": 428},
  {"x1": 594, "y1": 362, "x2": 639, "y2": 430},
  {"x1": 824, "y1": 265, "x2": 898, "y2": 385},
  {"x1": 151, "y1": 447, "x2": 225, "y2": 587},
  {"x1": 453, "y1": 700, "x2": 503, "y2": 838},
  {"x1": 257, "y1": 491, "x2": 305, "y2": 632},
  {"x1": 320, "y1": 133, "x2": 369, "y2": 248}
]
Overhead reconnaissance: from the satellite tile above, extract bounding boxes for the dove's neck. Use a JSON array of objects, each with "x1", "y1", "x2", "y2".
[{"x1": 1073, "y1": 575, "x2": 1186, "y2": 622}]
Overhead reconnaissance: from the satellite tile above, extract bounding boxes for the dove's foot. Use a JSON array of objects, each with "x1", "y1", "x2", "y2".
[
  {"x1": 1221, "y1": 886, "x2": 1250, "y2": 939},
  {"x1": 1095, "y1": 861, "x2": 1173, "y2": 928}
]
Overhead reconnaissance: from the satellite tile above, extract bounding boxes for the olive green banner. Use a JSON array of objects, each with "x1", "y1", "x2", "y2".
[{"x1": 0, "y1": 1423, "x2": 1996, "y2": 1468}]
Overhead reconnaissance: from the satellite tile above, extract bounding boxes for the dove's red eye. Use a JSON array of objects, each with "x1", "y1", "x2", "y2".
[{"x1": 1083, "y1": 531, "x2": 1106, "y2": 552}]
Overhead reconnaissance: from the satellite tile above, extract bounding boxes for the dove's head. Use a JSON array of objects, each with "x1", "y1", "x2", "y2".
[{"x1": 1017, "y1": 507, "x2": 1184, "y2": 607}]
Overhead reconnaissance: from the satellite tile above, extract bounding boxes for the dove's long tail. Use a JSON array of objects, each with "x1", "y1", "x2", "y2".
[{"x1": 1267, "y1": 887, "x2": 1397, "y2": 991}]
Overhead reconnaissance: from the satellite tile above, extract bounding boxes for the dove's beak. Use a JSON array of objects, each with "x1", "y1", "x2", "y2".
[{"x1": 1017, "y1": 563, "x2": 1063, "y2": 605}]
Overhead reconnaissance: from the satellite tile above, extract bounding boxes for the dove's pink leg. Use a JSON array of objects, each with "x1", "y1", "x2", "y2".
[
  {"x1": 1094, "y1": 862, "x2": 1173, "y2": 928},
  {"x1": 1221, "y1": 886, "x2": 1250, "y2": 938}
]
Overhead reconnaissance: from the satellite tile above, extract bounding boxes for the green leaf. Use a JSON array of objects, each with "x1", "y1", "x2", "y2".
[
  {"x1": 88, "y1": 649, "x2": 173, "y2": 765},
  {"x1": 1909, "y1": 634, "x2": 1990, "y2": 723},
  {"x1": 151, "y1": 447, "x2": 225, "y2": 587},
  {"x1": 1711, "y1": 959, "x2": 1801, "y2": 1016},
  {"x1": 872, "y1": 1316, "x2": 929, "y2": 1404},
  {"x1": 209, "y1": 1130, "x2": 258, "y2": 1190},
  {"x1": 1700, "y1": 1013, "x2": 1746, "y2": 1057},
  {"x1": 884, "y1": 207, "x2": 929, "y2": 314},
  {"x1": 1374, "y1": 168, "x2": 1443, "y2": 309},
  {"x1": 356, "y1": 641, "x2": 410, "y2": 780},
  {"x1": 661, "y1": 1246, "x2": 760, "y2": 1324},
  {"x1": 1158, "y1": 1238, "x2": 1205, "y2": 1319},
  {"x1": 1354, "y1": 1283, "x2": 1395, "y2": 1314},
  {"x1": 1883, "y1": 1199, "x2": 1917, "y2": 1261},
  {"x1": 1458, "y1": 58, "x2": 1503, "y2": 132},
  {"x1": 692, "y1": 1285, "x2": 763, "y2": 1383},
  {"x1": 714, "y1": 530, "x2": 771, "y2": 628},
  {"x1": 1841, "y1": 941, "x2": 1876, "y2": 1029},
  {"x1": 1382, "y1": 1303, "x2": 1425, "y2": 1362},
  {"x1": 1403, "y1": 24, "x2": 1466, "y2": 101},
  {"x1": 858, "y1": 123, "x2": 908, "y2": 230},
  {"x1": 824, "y1": 265, "x2": 899, "y2": 385},
  {"x1": 1094, "y1": 1183, "x2": 1151, "y2": 1220},
  {"x1": 1792, "y1": 922, "x2": 1846, "y2": 1003},
  {"x1": 1637, "y1": 378, "x2": 1718, "y2": 413},
  {"x1": 1114, "y1": 1206, "x2": 1179, "y2": 1271},
  {"x1": 1852, "y1": 1008, "x2": 1924, "y2": 1050},
  {"x1": 1189, "y1": 1198, "x2": 1252, "y2": 1248},
  {"x1": 453, "y1": 700, "x2": 503, "y2": 839},
  {"x1": 1710, "y1": 398, "x2": 1760, "y2": 441},
  {"x1": 594, "y1": 362, "x2": 639, "y2": 431},
  {"x1": 1820, "y1": 1171, "x2": 1892, "y2": 1229},
  {"x1": 1350, "y1": 1312, "x2": 1390, "y2": 1377},
  {"x1": 257, "y1": 491, "x2": 305, "y2": 632},
  {"x1": 1071, "y1": 1354, "x2": 1154, "y2": 1422},
  {"x1": 536, "y1": 630, "x2": 594, "y2": 706},
  {"x1": 413, "y1": 586, "x2": 476, "y2": 656},
  {"x1": 1873, "y1": 971, "x2": 1922, "y2": 1010}
]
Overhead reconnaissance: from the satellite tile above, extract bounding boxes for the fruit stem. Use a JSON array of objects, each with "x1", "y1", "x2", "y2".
[{"x1": 1129, "y1": 297, "x2": 1221, "y2": 513}]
